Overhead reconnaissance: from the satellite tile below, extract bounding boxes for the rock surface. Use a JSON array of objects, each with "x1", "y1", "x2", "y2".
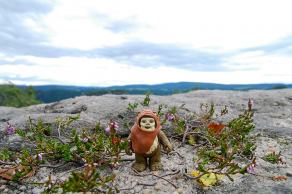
[{"x1": 0, "y1": 89, "x2": 292, "y2": 193}]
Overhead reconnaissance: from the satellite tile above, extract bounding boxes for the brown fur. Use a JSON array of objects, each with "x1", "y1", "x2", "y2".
[
  {"x1": 126, "y1": 109, "x2": 172, "y2": 172},
  {"x1": 127, "y1": 110, "x2": 172, "y2": 172}
]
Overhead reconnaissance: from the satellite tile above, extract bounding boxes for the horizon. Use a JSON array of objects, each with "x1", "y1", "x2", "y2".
[
  {"x1": 1, "y1": 0, "x2": 292, "y2": 86},
  {"x1": 1, "y1": 80, "x2": 292, "y2": 88}
]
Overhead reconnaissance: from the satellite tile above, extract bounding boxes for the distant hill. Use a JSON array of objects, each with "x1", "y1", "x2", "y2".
[{"x1": 15, "y1": 82, "x2": 292, "y2": 103}]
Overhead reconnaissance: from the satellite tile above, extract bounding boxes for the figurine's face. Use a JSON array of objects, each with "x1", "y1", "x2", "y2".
[{"x1": 140, "y1": 117, "x2": 156, "y2": 132}]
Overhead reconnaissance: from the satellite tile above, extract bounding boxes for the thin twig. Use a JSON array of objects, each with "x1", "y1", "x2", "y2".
[
  {"x1": 137, "y1": 182, "x2": 157, "y2": 186},
  {"x1": 0, "y1": 160, "x2": 15, "y2": 165},
  {"x1": 39, "y1": 162, "x2": 70, "y2": 168},
  {"x1": 181, "y1": 125, "x2": 190, "y2": 145},
  {"x1": 132, "y1": 168, "x2": 178, "y2": 189},
  {"x1": 90, "y1": 188, "x2": 107, "y2": 193},
  {"x1": 57, "y1": 123, "x2": 61, "y2": 138},
  {"x1": 50, "y1": 136, "x2": 66, "y2": 144},
  {"x1": 131, "y1": 168, "x2": 143, "y2": 176},
  {"x1": 120, "y1": 158, "x2": 135, "y2": 162},
  {"x1": 167, "y1": 151, "x2": 185, "y2": 159},
  {"x1": 161, "y1": 170, "x2": 180, "y2": 177},
  {"x1": 58, "y1": 165, "x2": 86, "y2": 177},
  {"x1": 152, "y1": 173, "x2": 178, "y2": 189},
  {"x1": 119, "y1": 182, "x2": 137, "y2": 191},
  {"x1": 183, "y1": 172, "x2": 205, "y2": 180}
]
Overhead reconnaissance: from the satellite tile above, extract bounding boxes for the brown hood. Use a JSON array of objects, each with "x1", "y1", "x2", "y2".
[{"x1": 130, "y1": 109, "x2": 161, "y2": 154}]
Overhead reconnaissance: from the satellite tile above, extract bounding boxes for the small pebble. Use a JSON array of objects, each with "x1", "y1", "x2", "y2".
[
  {"x1": 134, "y1": 186, "x2": 142, "y2": 193},
  {"x1": 0, "y1": 185, "x2": 6, "y2": 190},
  {"x1": 113, "y1": 170, "x2": 119, "y2": 175},
  {"x1": 154, "y1": 182, "x2": 164, "y2": 191},
  {"x1": 19, "y1": 185, "x2": 26, "y2": 191},
  {"x1": 143, "y1": 189, "x2": 152, "y2": 194},
  {"x1": 32, "y1": 187, "x2": 43, "y2": 194},
  {"x1": 3, "y1": 188, "x2": 9, "y2": 193},
  {"x1": 286, "y1": 171, "x2": 292, "y2": 177},
  {"x1": 173, "y1": 187, "x2": 184, "y2": 194}
]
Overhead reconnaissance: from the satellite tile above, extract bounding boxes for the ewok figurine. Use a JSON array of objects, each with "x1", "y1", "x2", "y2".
[{"x1": 126, "y1": 109, "x2": 172, "y2": 171}]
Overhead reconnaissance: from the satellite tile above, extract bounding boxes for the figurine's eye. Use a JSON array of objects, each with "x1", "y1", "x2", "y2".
[
  {"x1": 150, "y1": 120, "x2": 154, "y2": 123},
  {"x1": 142, "y1": 120, "x2": 146, "y2": 123}
]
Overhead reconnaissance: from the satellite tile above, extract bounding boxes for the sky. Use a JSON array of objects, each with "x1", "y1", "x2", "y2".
[{"x1": 0, "y1": 0, "x2": 292, "y2": 86}]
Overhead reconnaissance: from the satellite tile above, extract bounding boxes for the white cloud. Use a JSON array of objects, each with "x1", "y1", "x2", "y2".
[
  {"x1": 1, "y1": 0, "x2": 292, "y2": 85},
  {"x1": 1, "y1": 54, "x2": 291, "y2": 86},
  {"x1": 226, "y1": 51, "x2": 292, "y2": 72},
  {"x1": 40, "y1": 0, "x2": 292, "y2": 51}
]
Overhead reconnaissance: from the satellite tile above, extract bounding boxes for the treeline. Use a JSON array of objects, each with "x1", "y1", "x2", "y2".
[
  {"x1": 0, "y1": 85, "x2": 195, "y2": 106},
  {"x1": 35, "y1": 89, "x2": 129, "y2": 103},
  {"x1": 0, "y1": 85, "x2": 40, "y2": 107},
  {"x1": 36, "y1": 88, "x2": 196, "y2": 103},
  {"x1": 1, "y1": 82, "x2": 290, "y2": 106}
]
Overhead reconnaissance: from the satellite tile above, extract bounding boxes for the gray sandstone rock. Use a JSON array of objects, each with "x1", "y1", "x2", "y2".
[{"x1": 0, "y1": 89, "x2": 292, "y2": 194}]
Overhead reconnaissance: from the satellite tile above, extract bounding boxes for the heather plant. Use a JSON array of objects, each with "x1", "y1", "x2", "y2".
[
  {"x1": 263, "y1": 151, "x2": 282, "y2": 164},
  {"x1": 127, "y1": 102, "x2": 139, "y2": 111},
  {"x1": 195, "y1": 109, "x2": 256, "y2": 180},
  {"x1": 164, "y1": 101, "x2": 257, "y2": 186},
  {"x1": 0, "y1": 148, "x2": 12, "y2": 161},
  {"x1": 123, "y1": 94, "x2": 257, "y2": 186},
  {"x1": 0, "y1": 115, "x2": 128, "y2": 192},
  {"x1": 0, "y1": 94, "x2": 259, "y2": 191},
  {"x1": 43, "y1": 164, "x2": 117, "y2": 193},
  {"x1": 141, "y1": 92, "x2": 151, "y2": 106}
]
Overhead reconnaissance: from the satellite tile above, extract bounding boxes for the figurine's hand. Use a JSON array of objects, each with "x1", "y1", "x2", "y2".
[
  {"x1": 163, "y1": 144, "x2": 173, "y2": 153},
  {"x1": 125, "y1": 141, "x2": 133, "y2": 156}
]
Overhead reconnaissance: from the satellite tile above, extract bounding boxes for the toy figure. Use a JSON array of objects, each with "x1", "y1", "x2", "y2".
[{"x1": 126, "y1": 109, "x2": 172, "y2": 171}]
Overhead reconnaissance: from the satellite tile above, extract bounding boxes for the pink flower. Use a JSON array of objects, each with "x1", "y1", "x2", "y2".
[
  {"x1": 110, "y1": 121, "x2": 119, "y2": 129},
  {"x1": 105, "y1": 121, "x2": 119, "y2": 133}
]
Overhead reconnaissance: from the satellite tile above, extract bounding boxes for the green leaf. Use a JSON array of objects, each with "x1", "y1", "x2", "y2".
[
  {"x1": 16, "y1": 129, "x2": 26, "y2": 137},
  {"x1": 198, "y1": 164, "x2": 206, "y2": 172},
  {"x1": 62, "y1": 145, "x2": 73, "y2": 162},
  {"x1": 0, "y1": 148, "x2": 12, "y2": 161},
  {"x1": 188, "y1": 135, "x2": 195, "y2": 145}
]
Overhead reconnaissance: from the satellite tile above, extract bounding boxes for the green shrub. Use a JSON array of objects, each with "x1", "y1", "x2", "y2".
[{"x1": 0, "y1": 85, "x2": 40, "y2": 107}]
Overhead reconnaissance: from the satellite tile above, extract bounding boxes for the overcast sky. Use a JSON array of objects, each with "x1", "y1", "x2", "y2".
[{"x1": 0, "y1": 0, "x2": 292, "y2": 86}]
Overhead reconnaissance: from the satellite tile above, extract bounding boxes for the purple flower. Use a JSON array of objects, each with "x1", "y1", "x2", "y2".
[
  {"x1": 38, "y1": 153, "x2": 43, "y2": 161},
  {"x1": 6, "y1": 122, "x2": 15, "y2": 135},
  {"x1": 166, "y1": 113, "x2": 175, "y2": 121},
  {"x1": 82, "y1": 137, "x2": 89, "y2": 142},
  {"x1": 247, "y1": 164, "x2": 256, "y2": 174},
  {"x1": 105, "y1": 126, "x2": 110, "y2": 133}
]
